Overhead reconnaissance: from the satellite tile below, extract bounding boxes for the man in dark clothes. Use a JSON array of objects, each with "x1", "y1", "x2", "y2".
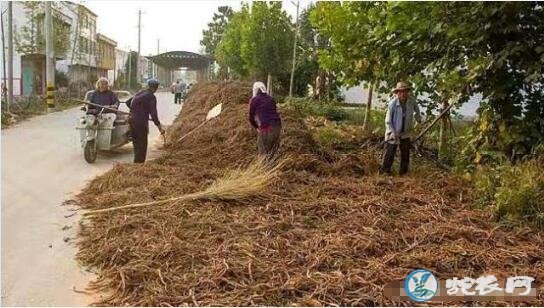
[
  {"x1": 248, "y1": 81, "x2": 282, "y2": 158},
  {"x1": 129, "y1": 79, "x2": 165, "y2": 163}
]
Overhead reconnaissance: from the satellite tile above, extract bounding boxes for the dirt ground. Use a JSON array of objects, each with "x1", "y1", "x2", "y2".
[{"x1": 75, "y1": 82, "x2": 544, "y2": 306}]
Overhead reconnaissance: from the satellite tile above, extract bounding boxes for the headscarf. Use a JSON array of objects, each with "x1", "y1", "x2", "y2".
[{"x1": 252, "y1": 81, "x2": 267, "y2": 97}]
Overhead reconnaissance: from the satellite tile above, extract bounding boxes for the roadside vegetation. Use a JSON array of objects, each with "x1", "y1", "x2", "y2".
[
  {"x1": 202, "y1": 1, "x2": 544, "y2": 228},
  {"x1": 1, "y1": 91, "x2": 81, "y2": 128}
]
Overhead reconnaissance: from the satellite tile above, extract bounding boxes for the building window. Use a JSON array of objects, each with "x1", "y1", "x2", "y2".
[{"x1": 79, "y1": 37, "x2": 87, "y2": 54}]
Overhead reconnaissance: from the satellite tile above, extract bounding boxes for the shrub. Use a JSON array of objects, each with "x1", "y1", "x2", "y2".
[
  {"x1": 474, "y1": 158, "x2": 544, "y2": 228},
  {"x1": 312, "y1": 126, "x2": 343, "y2": 148}
]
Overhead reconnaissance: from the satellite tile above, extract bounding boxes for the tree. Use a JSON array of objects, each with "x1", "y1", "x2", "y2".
[
  {"x1": 215, "y1": 2, "x2": 295, "y2": 91},
  {"x1": 15, "y1": 2, "x2": 71, "y2": 57},
  {"x1": 215, "y1": 5, "x2": 250, "y2": 79},
  {"x1": 312, "y1": 2, "x2": 544, "y2": 161},
  {"x1": 291, "y1": 4, "x2": 322, "y2": 97},
  {"x1": 241, "y1": 2, "x2": 294, "y2": 93},
  {"x1": 124, "y1": 51, "x2": 139, "y2": 90},
  {"x1": 201, "y1": 6, "x2": 233, "y2": 56},
  {"x1": 201, "y1": 6, "x2": 234, "y2": 80}
]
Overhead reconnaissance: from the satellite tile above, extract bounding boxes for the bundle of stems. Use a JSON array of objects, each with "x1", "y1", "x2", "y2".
[{"x1": 84, "y1": 156, "x2": 286, "y2": 216}]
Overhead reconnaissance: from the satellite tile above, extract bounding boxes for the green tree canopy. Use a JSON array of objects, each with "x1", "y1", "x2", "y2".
[
  {"x1": 312, "y1": 2, "x2": 544, "y2": 159},
  {"x1": 200, "y1": 6, "x2": 234, "y2": 56},
  {"x1": 215, "y1": 2, "x2": 294, "y2": 82},
  {"x1": 240, "y1": 2, "x2": 294, "y2": 80},
  {"x1": 215, "y1": 5, "x2": 250, "y2": 78}
]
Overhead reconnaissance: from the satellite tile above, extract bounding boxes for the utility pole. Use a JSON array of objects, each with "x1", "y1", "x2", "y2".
[
  {"x1": 136, "y1": 9, "x2": 141, "y2": 86},
  {"x1": 155, "y1": 38, "x2": 159, "y2": 78},
  {"x1": 6, "y1": 2, "x2": 13, "y2": 112},
  {"x1": 128, "y1": 49, "x2": 132, "y2": 89},
  {"x1": 45, "y1": 2, "x2": 55, "y2": 112},
  {"x1": 288, "y1": 0, "x2": 299, "y2": 98}
]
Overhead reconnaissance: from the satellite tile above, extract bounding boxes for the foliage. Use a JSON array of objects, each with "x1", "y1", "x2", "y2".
[
  {"x1": 241, "y1": 2, "x2": 294, "y2": 79},
  {"x1": 291, "y1": 5, "x2": 323, "y2": 97},
  {"x1": 473, "y1": 158, "x2": 544, "y2": 229},
  {"x1": 15, "y1": 2, "x2": 71, "y2": 57},
  {"x1": 215, "y1": 5, "x2": 250, "y2": 78},
  {"x1": 311, "y1": 2, "x2": 544, "y2": 165},
  {"x1": 55, "y1": 70, "x2": 69, "y2": 88},
  {"x1": 200, "y1": 6, "x2": 234, "y2": 56},
  {"x1": 216, "y1": 2, "x2": 294, "y2": 81},
  {"x1": 201, "y1": 6, "x2": 234, "y2": 79},
  {"x1": 287, "y1": 98, "x2": 347, "y2": 121},
  {"x1": 286, "y1": 97, "x2": 385, "y2": 130},
  {"x1": 124, "y1": 51, "x2": 140, "y2": 90}
]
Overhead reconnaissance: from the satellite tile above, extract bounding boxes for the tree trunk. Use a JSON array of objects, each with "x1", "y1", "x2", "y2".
[
  {"x1": 362, "y1": 82, "x2": 374, "y2": 131},
  {"x1": 315, "y1": 70, "x2": 326, "y2": 100},
  {"x1": 266, "y1": 73, "x2": 272, "y2": 96},
  {"x1": 439, "y1": 99, "x2": 450, "y2": 158}
]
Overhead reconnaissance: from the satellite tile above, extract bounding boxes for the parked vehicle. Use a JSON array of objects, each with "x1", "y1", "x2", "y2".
[{"x1": 75, "y1": 90, "x2": 132, "y2": 163}]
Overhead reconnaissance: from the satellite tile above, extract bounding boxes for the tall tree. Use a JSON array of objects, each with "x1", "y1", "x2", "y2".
[
  {"x1": 291, "y1": 4, "x2": 324, "y2": 97},
  {"x1": 200, "y1": 6, "x2": 233, "y2": 56},
  {"x1": 215, "y1": 5, "x2": 250, "y2": 79},
  {"x1": 200, "y1": 6, "x2": 233, "y2": 79},
  {"x1": 240, "y1": 2, "x2": 294, "y2": 91},
  {"x1": 124, "y1": 51, "x2": 139, "y2": 90}
]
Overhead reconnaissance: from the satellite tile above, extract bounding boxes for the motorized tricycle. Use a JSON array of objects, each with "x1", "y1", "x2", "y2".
[{"x1": 75, "y1": 90, "x2": 132, "y2": 163}]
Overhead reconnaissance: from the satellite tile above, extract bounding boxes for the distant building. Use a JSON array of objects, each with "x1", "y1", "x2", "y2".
[
  {"x1": 137, "y1": 55, "x2": 151, "y2": 85},
  {"x1": 4, "y1": 2, "x2": 73, "y2": 96},
  {"x1": 2, "y1": 2, "x2": 119, "y2": 97},
  {"x1": 64, "y1": 4, "x2": 99, "y2": 90},
  {"x1": 96, "y1": 33, "x2": 117, "y2": 80},
  {"x1": 113, "y1": 48, "x2": 129, "y2": 87}
]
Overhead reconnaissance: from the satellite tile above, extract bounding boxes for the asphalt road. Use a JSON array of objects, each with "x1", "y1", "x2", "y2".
[{"x1": 1, "y1": 92, "x2": 181, "y2": 306}]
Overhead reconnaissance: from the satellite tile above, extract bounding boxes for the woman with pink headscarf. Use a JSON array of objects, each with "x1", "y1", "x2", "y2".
[{"x1": 248, "y1": 81, "x2": 282, "y2": 158}]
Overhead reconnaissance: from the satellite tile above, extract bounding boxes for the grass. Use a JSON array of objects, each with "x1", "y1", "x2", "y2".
[
  {"x1": 1, "y1": 93, "x2": 82, "y2": 129},
  {"x1": 473, "y1": 158, "x2": 544, "y2": 229},
  {"x1": 285, "y1": 97, "x2": 386, "y2": 130}
]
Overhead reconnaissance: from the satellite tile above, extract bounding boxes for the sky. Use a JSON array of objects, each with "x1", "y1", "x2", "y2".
[{"x1": 84, "y1": 0, "x2": 312, "y2": 56}]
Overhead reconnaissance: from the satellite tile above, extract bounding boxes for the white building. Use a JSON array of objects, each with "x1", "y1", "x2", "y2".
[{"x1": 1, "y1": 1, "x2": 112, "y2": 96}]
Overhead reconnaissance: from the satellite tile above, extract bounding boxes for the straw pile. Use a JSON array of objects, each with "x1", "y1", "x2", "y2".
[{"x1": 76, "y1": 81, "x2": 544, "y2": 306}]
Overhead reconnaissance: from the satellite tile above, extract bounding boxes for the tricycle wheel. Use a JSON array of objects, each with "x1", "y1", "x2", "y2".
[{"x1": 84, "y1": 140, "x2": 97, "y2": 163}]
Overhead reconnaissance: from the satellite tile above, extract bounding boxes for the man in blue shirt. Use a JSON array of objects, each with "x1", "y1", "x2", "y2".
[
  {"x1": 129, "y1": 79, "x2": 165, "y2": 163},
  {"x1": 380, "y1": 81, "x2": 422, "y2": 175}
]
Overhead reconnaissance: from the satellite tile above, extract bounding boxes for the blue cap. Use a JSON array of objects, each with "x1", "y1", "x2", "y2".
[{"x1": 147, "y1": 78, "x2": 160, "y2": 88}]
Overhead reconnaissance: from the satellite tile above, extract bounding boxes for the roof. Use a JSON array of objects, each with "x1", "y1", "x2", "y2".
[
  {"x1": 147, "y1": 51, "x2": 214, "y2": 70},
  {"x1": 78, "y1": 4, "x2": 97, "y2": 17},
  {"x1": 96, "y1": 33, "x2": 117, "y2": 47}
]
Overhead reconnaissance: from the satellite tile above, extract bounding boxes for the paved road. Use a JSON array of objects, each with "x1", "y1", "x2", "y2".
[{"x1": 1, "y1": 92, "x2": 180, "y2": 306}]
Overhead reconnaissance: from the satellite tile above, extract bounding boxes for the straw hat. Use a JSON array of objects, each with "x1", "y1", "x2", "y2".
[{"x1": 391, "y1": 81, "x2": 412, "y2": 93}]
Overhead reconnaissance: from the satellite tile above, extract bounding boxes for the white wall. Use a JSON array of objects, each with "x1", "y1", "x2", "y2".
[
  {"x1": 0, "y1": 2, "x2": 27, "y2": 95},
  {"x1": 341, "y1": 82, "x2": 387, "y2": 109}
]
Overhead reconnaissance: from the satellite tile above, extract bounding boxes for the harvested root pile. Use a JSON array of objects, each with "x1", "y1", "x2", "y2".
[{"x1": 77, "y1": 82, "x2": 544, "y2": 306}]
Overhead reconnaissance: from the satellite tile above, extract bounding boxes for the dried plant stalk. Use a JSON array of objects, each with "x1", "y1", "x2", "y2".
[{"x1": 84, "y1": 157, "x2": 285, "y2": 216}]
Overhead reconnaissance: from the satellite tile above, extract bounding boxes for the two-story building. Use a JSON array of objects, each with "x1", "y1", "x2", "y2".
[
  {"x1": 3, "y1": 1, "x2": 73, "y2": 96},
  {"x1": 96, "y1": 33, "x2": 117, "y2": 81},
  {"x1": 2, "y1": 1, "x2": 116, "y2": 96},
  {"x1": 63, "y1": 4, "x2": 99, "y2": 89}
]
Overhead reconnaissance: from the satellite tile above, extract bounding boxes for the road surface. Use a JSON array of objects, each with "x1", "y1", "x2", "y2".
[{"x1": 1, "y1": 92, "x2": 180, "y2": 306}]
